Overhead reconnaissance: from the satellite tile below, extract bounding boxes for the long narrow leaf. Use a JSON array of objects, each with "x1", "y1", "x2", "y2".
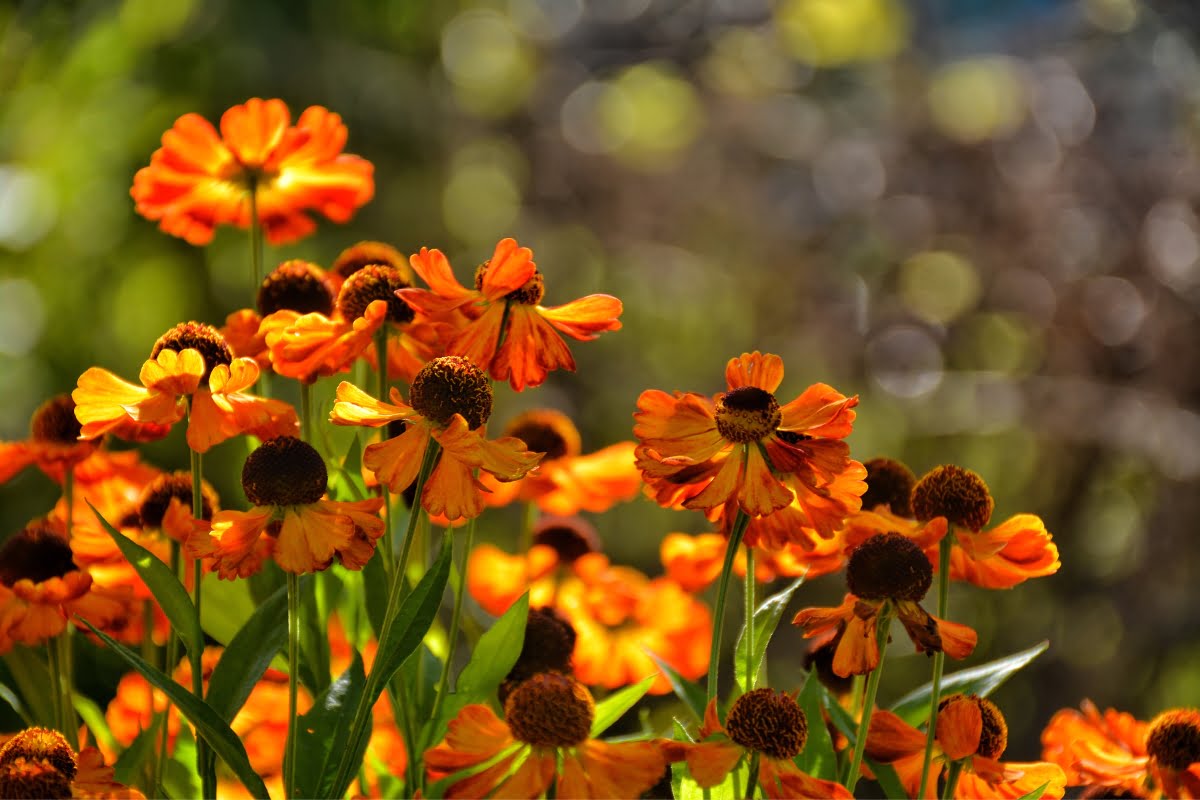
[
  {"x1": 80, "y1": 621, "x2": 269, "y2": 799},
  {"x1": 206, "y1": 579, "x2": 295, "y2": 722},
  {"x1": 294, "y1": 654, "x2": 367, "y2": 800},
  {"x1": 112, "y1": 716, "x2": 160, "y2": 786},
  {"x1": 591, "y1": 676, "x2": 656, "y2": 738},
  {"x1": 890, "y1": 641, "x2": 1050, "y2": 726},
  {"x1": 646, "y1": 651, "x2": 706, "y2": 724},
  {"x1": 734, "y1": 576, "x2": 806, "y2": 693},
  {"x1": 88, "y1": 501, "x2": 201, "y2": 659},
  {"x1": 794, "y1": 670, "x2": 837, "y2": 781},
  {"x1": 820, "y1": 684, "x2": 911, "y2": 800},
  {"x1": 2, "y1": 647, "x2": 54, "y2": 726}
]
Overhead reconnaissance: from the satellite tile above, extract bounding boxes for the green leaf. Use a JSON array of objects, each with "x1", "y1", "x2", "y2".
[
  {"x1": 1016, "y1": 782, "x2": 1050, "y2": 800},
  {"x1": 422, "y1": 593, "x2": 529, "y2": 750},
  {"x1": 163, "y1": 732, "x2": 201, "y2": 800},
  {"x1": 202, "y1": 572, "x2": 260, "y2": 646},
  {"x1": 361, "y1": 544, "x2": 389, "y2": 640},
  {"x1": 645, "y1": 651, "x2": 706, "y2": 724},
  {"x1": 301, "y1": 573, "x2": 333, "y2": 695},
  {"x1": 671, "y1": 715, "x2": 748, "y2": 800},
  {"x1": 73, "y1": 692, "x2": 116, "y2": 754},
  {"x1": 112, "y1": 716, "x2": 160, "y2": 786},
  {"x1": 734, "y1": 576, "x2": 805, "y2": 693},
  {"x1": 1, "y1": 647, "x2": 53, "y2": 726},
  {"x1": 79, "y1": 621, "x2": 270, "y2": 799},
  {"x1": 0, "y1": 682, "x2": 31, "y2": 726},
  {"x1": 794, "y1": 670, "x2": 837, "y2": 781},
  {"x1": 205, "y1": 579, "x2": 294, "y2": 722},
  {"x1": 890, "y1": 641, "x2": 1050, "y2": 726},
  {"x1": 819, "y1": 683, "x2": 916, "y2": 800},
  {"x1": 294, "y1": 653, "x2": 367, "y2": 800},
  {"x1": 328, "y1": 433, "x2": 368, "y2": 501},
  {"x1": 88, "y1": 501, "x2": 202, "y2": 659},
  {"x1": 591, "y1": 676, "x2": 656, "y2": 737}
]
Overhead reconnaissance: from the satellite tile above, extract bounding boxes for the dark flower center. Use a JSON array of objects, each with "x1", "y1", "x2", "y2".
[
  {"x1": 503, "y1": 410, "x2": 581, "y2": 462},
  {"x1": 336, "y1": 265, "x2": 414, "y2": 324},
  {"x1": 0, "y1": 728, "x2": 76, "y2": 780},
  {"x1": 1147, "y1": 709, "x2": 1200, "y2": 771},
  {"x1": 504, "y1": 673, "x2": 594, "y2": 748},
  {"x1": 532, "y1": 517, "x2": 600, "y2": 564},
  {"x1": 137, "y1": 471, "x2": 219, "y2": 527},
  {"x1": 30, "y1": 395, "x2": 82, "y2": 445},
  {"x1": 0, "y1": 523, "x2": 77, "y2": 586},
  {"x1": 241, "y1": 437, "x2": 327, "y2": 507},
  {"x1": 911, "y1": 465, "x2": 994, "y2": 532},
  {"x1": 725, "y1": 688, "x2": 809, "y2": 760},
  {"x1": 500, "y1": 608, "x2": 578, "y2": 704},
  {"x1": 474, "y1": 261, "x2": 545, "y2": 305},
  {"x1": 862, "y1": 457, "x2": 917, "y2": 517},
  {"x1": 846, "y1": 532, "x2": 932, "y2": 601},
  {"x1": 257, "y1": 260, "x2": 334, "y2": 316},
  {"x1": 331, "y1": 241, "x2": 412, "y2": 282},
  {"x1": 715, "y1": 386, "x2": 782, "y2": 444},
  {"x1": 409, "y1": 356, "x2": 493, "y2": 430},
  {"x1": 150, "y1": 322, "x2": 233, "y2": 384}
]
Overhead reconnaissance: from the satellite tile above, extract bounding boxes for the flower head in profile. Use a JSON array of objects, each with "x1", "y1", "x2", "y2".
[
  {"x1": 0, "y1": 394, "x2": 98, "y2": 486},
  {"x1": 73, "y1": 322, "x2": 298, "y2": 453},
  {"x1": 185, "y1": 436, "x2": 384, "y2": 577},
  {"x1": 330, "y1": 356, "x2": 543, "y2": 521},
  {"x1": 0, "y1": 726, "x2": 143, "y2": 799},
  {"x1": 222, "y1": 259, "x2": 338, "y2": 368},
  {"x1": 867, "y1": 695, "x2": 1066, "y2": 799},
  {"x1": 793, "y1": 533, "x2": 977, "y2": 677},
  {"x1": 400, "y1": 238, "x2": 623, "y2": 390},
  {"x1": 635, "y1": 352, "x2": 865, "y2": 539},
  {"x1": 425, "y1": 672, "x2": 665, "y2": 799},
  {"x1": 669, "y1": 690, "x2": 852, "y2": 799},
  {"x1": 131, "y1": 97, "x2": 373, "y2": 245}
]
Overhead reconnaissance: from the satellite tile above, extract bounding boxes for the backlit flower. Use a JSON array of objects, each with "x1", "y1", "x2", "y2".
[
  {"x1": 400, "y1": 238, "x2": 623, "y2": 390},
  {"x1": 0, "y1": 727, "x2": 143, "y2": 799},
  {"x1": 670, "y1": 692, "x2": 852, "y2": 799},
  {"x1": 634, "y1": 352, "x2": 864, "y2": 536},
  {"x1": 792, "y1": 533, "x2": 977, "y2": 676},
  {"x1": 425, "y1": 672, "x2": 665, "y2": 798},
  {"x1": 221, "y1": 259, "x2": 338, "y2": 368},
  {"x1": 867, "y1": 695, "x2": 1067, "y2": 799},
  {"x1": 73, "y1": 322, "x2": 298, "y2": 453},
  {"x1": 660, "y1": 531, "x2": 846, "y2": 592},
  {"x1": 0, "y1": 394, "x2": 98, "y2": 486},
  {"x1": 131, "y1": 97, "x2": 373, "y2": 245},
  {"x1": 185, "y1": 436, "x2": 384, "y2": 576},
  {"x1": 329, "y1": 357, "x2": 542, "y2": 522}
]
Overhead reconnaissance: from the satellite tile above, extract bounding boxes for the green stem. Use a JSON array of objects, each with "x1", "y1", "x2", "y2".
[
  {"x1": 300, "y1": 381, "x2": 313, "y2": 444},
  {"x1": 746, "y1": 753, "x2": 760, "y2": 799},
  {"x1": 285, "y1": 572, "x2": 301, "y2": 799},
  {"x1": 57, "y1": 466, "x2": 78, "y2": 746},
  {"x1": 918, "y1": 534, "x2": 954, "y2": 798},
  {"x1": 152, "y1": 539, "x2": 181, "y2": 793},
  {"x1": 849, "y1": 673, "x2": 866, "y2": 718},
  {"x1": 941, "y1": 759, "x2": 965, "y2": 800},
  {"x1": 372, "y1": 331, "x2": 396, "y2": 579},
  {"x1": 844, "y1": 603, "x2": 894, "y2": 793},
  {"x1": 189, "y1": 447, "x2": 216, "y2": 799},
  {"x1": 47, "y1": 634, "x2": 76, "y2": 747},
  {"x1": 519, "y1": 501, "x2": 537, "y2": 553},
  {"x1": 428, "y1": 518, "x2": 476, "y2": 744},
  {"x1": 331, "y1": 440, "x2": 441, "y2": 795},
  {"x1": 706, "y1": 505, "x2": 751, "y2": 705},
  {"x1": 248, "y1": 175, "x2": 263, "y2": 291},
  {"x1": 744, "y1": 544, "x2": 756, "y2": 691}
]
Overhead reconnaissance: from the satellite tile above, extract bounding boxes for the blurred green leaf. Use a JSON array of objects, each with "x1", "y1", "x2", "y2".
[{"x1": 112, "y1": 715, "x2": 159, "y2": 787}]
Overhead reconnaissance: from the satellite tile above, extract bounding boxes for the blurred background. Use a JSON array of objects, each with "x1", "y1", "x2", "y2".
[{"x1": 3, "y1": 0, "x2": 1200, "y2": 762}]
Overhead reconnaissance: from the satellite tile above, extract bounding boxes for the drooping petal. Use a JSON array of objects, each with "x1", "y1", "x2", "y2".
[
  {"x1": 330, "y1": 381, "x2": 418, "y2": 427},
  {"x1": 492, "y1": 306, "x2": 575, "y2": 391},
  {"x1": 73, "y1": 367, "x2": 185, "y2": 440},
  {"x1": 724, "y1": 351, "x2": 784, "y2": 393},
  {"x1": 537, "y1": 294, "x2": 623, "y2": 341},
  {"x1": 778, "y1": 383, "x2": 858, "y2": 439},
  {"x1": 401, "y1": 247, "x2": 478, "y2": 314},
  {"x1": 832, "y1": 608, "x2": 880, "y2": 677},
  {"x1": 633, "y1": 390, "x2": 725, "y2": 461},
  {"x1": 273, "y1": 506, "x2": 354, "y2": 574},
  {"x1": 684, "y1": 740, "x2": 744, "y2": 788},
  {"x1": 433, "y1": 415, "x2": 543, "y2": 482},
  {"x1": 187, "y1": 389, "x2": 298, "y2": 453},
  {"x1": 569, "y1": 740, "x2": 667, "y2": 799},
  {"x1": 950, "y1": 515, "x2": 1061, "y2": 589},
  {"x1": 866, "y1": 709, "x2": 929, "y2": 762},
  {"x1": 448, "y1": 302, "x2": 507, "y2": 378},
  {"x1": 957, "y1": 758, "x2": 1068, "y2": 800},
  {"x1": 362, "y1": 423, "x2": 431, "y2": 493},
  {"x1": 762, "y1": 758, "x2": 855, "y2": 799},
  {"x1": 189, "y1": 508, "x2": 274, "y2": 580},
  {"x1": 479, "y1": 238, "x2": 537, "y2": 300},
  {"x1": 938, "y1": 698, "x2": 984, "y2": 761},
  {"x1": 491, "y1": 749, "x2": 556, "y2": 799}
]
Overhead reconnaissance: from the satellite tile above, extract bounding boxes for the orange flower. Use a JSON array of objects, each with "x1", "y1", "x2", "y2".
[
  {"x1": 669, "y1": 692, "x2": 852, "y2": 799},
  {"x1": 792, "y1": 534, "x2": 977, "y2": 677},
  {"x1": 0, "y1": 519, "x2": 132, "y2": 653},
  {"x1": 634, "y1": 352, "x2": 864, "y2": 537},
  {"x1": 131, "y1": 97, "x2": 373, "y2": 246},
  {"x1": 73, "y1": 322, "x2": 298, "y2": 453},
  {"x1": 185, "y1": 437, "x2": 384, "y2": 577},
  {"x1": 867, "y1": 696, "x2": 1067, "y2": 799},
  {"x1": 425, "y1": 672, "x2": 665, "y2": 799},
  {"x1": 0, "y1": 395, "x2": 98, "y2": 486},
  {"x1": 0, "y1": 727, "x2": 142, "y2": 799},
  {"x1": 221, "y1": 259, "x2": 338, "y2": 368},
  {"x1": 660, "y1": 531, "x2": 846, "y2": 592},
  {"x1": 1042, "y1": 701, "x2": 1200, "y2": 798},
  {"x1": 329, "y1": 358, "x2": 542, "y2": 522},
  {"x1": 400, "y1": 238, "x2": 623, "y2": 390},
  {"x1": 478, "y1": 409, "x2": 642, "y2": 515}
]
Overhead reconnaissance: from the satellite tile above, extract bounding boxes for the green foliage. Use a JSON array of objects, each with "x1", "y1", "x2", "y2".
[
  {"x1": 734, "y1": 575, "x2": 806, "y2": 694},
  {"x1": 794, "y1": 670, "x2": 838, "y2": 781},
  {"x1": 646, "y1": 651, "x2": 706, "y2": 724},
  {"x1": 590, "y1": 675, "x2": 656, "y2": 738},
  {"x1": 294, "y1": 653, "x2": 367, "y2": 800},
  {"x1": 206, "y1": 579, "x2": 294, "y2": 722}
]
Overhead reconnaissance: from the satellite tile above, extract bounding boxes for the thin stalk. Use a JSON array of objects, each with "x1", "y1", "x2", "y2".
[
  {"x1": 918, "y1": 534, "x2": 955, "y2": 798},
  {"x1": 58, "y1": 466, "x2": 78, "y2": 747},
  {"x1": 285, "y1": 572, "x2": 301, "y2": 800},
  {"x1": 152, "y1": 539, "x2": 181, "y2": 793},
  {"x1": 941, "y1": 759, "x2": 965, "y2": 800},
  {"x1": 47, "y1": 634, "x2": 76, "y2": 747},
  {"x1": 850, "y1": 674, "x2": 866, "y2": 719},
  {"x1": 744, "y1": 544, "x2": 757, "y2": 691},
  {"x1": 248, "y1": 175, "x2": 263, "y2": 290},
  {"x1": 745, "y1": 753, "x2": 760, "y2": 799},
  {"x1": 189, "y1": 447, "x2": 216, "y2": 799},
  {"x1": 300, "y1": 381, "x2": 313, "y2": 444},
  {"x1": 706, "y1": 505, "x2": 752, "y2": 704},
  {"x1": 518, "y1": 501, "x2": 537, "y2": 553},
  {"x1": 428, "y1": 517, "x2": 476, "y2": 742},
  {"x1": 373, "y1": 329, "x2": 395, "y2": 578},
  {"x1": 331, "y1": 440, "x2": 441, "y2": 795},
  {"x1": 844, "y1": 603, "x2": 894, "y2": 793}
]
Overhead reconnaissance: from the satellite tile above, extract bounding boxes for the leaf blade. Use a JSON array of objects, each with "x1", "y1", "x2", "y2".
[
  {"x1": 590, "y1": 676, "x2": 656, "y2": 738},
  {"x1": 734, "y1": 576, "x2": 806, "y2": 694}
]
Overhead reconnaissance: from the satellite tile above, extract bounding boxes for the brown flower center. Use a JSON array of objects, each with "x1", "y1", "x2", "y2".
[
  {"x1": 846, "y1": 532, "x2": 932, "y2": 601},
  {"x1": 474, "y1": 262, "x2": 545, "y2": 305},
  {"x1": 911, "y1": 465, "x2": 994, "y2": 532},
  {"x1": 0, "y1": 758, "x2": 74, "y2": 800},
  {"x1": 500, "y1": 608, "x2": 578, "y2": 704},
  {"x1": 938, "y1": 695, "x2": 1008, "y2": 759},
  {"x1": 725, "y1": 688, "x2": 809, "y2": 760},
  {"x1": 257, "y1": 260, "x2": 334, "y2": 316},
  {"x1": 862, "y1": 457, "x2": 917, "y2": 517},
  {"x1": 29, "y1": 395, "x2": 82, "y2": 445},
  {"x1": 715, "y1": 387, "x2": 782, "y2": 444},
  {"x1": 336, "y1": 265, "x2": 414, "y2": 324},
  {"x1": 532, "y1": 516, "x2": 600, "y2": 564},
  {"x1": 0, "y1": 727, "x2": 77, "y2": 780},
  {"x1": 1147, "y1": 709, "x2": 1200, "y2": 771},
  {"x1": 504, "y1": 673, "x2": 595, "y2": 748},
  {"x1": 150, "y1": 322, "x2": 233, "y2": 384},
  {"x1": 502, "y1": 410, "x2": 581, "y2": 462},
  {"x1": 331, "y1": 241, "x2": 412, "y2": 282},
  {"x1": 0, "y1": 524, "x2": 77, "y2": 587},
  {"x1": 241, "y1": 437, "x2": 327, "y2": 507},
  {"x1": 137, "y1": 471, "x2": 219, "y2": 528},
  {"x1": 409, "y1": 356, "x2": 493, "y2": 430}
]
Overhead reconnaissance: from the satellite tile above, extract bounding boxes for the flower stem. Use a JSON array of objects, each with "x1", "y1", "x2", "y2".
[
  {"x1": 941, "y1": 758, "x2": 965, "y2": 800},
  {"x1": 428, "y1": 516, "x2": 476, "y2": 752},
  {"x1": 706, "y1": 506, "x2": 751, "y2": 705},
  {"x1": 189, "y1": 447, "x2": 216, "y2": 799},
  {"x1": 57, "y1": 465, "x2": 79, "y2": 747},
  {"x1": 248, "y1": 175, "x2": 263, "y2": 291},
  {"x1": 372, "y1": 327, "x2": 395, "y2": 578},
  {"x1": 918, "y1": 534, "x2": 954, "y2": 798},
  {"x1": 153, "y1": 539, "x2": 181, "y2": 793},
  {"x1": 519, "y1": 500, "x2": 537, "y2": 553},
  {"x1": 845, "y1": 603, "x2": 894, "y2": 793},
  {"x1": 744, "y1": 544, "x2": 757, "y2": 691},
  {"x1": 299, "y1": 381, "x2": 313, "y2": 444},
  {"x1": 285, "y1": 572, "x2": 301, "y2": 800}
]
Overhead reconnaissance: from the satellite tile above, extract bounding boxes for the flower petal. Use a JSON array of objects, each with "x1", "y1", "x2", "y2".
[
  {"x1": 724, "y1": 351, "x2": 784, "y2": 392},
  {"x1": 537, "y1": 294, "x2": 623, "y2": 341}
]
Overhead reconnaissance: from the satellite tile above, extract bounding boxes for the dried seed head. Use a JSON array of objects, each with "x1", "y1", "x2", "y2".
[
  {"x1": 500, "y1": 608, "x2": 578, "y2": 704},
  {"x1": 30, "y1": 395, "x2": 83, "y2": 445},
  {"x1": 331, "y1": 241, "x2": 412, "y2": 282},
  {"x1": 409, "y1": 356, "x2": 493, "y2": 430},
  {"x1": 257, "y1": 260, "x2": 334, "y2": 316},
  {"x1": 715, "y1": 387, "x2": 782, "y2": 444},
  {"x1": 532, "y1": 516, "x2": 600, "y2": 564},
  {"x1": 0, "y1": 757, "x2": 74, "y2": 800},
  {"x1": 137, "y1": 471, "x2": 219, "y2": 527},
  {"x1": 846, "y1": 532, "x2": 932, "y2": 601},
  {"x1": 504, "y1": 672, "x2": 594, "y2": 748},
  {"x1": 911, "y1": 465, "x2": 994, "y2": 532},
  {"x1": 1147, "y1": 709, "x2": 1200, "y2": 771},
  {"x1": 0, "y1": 522, "x2": 77, "y2": 587},
  {"x1": 474, "y1": 262, "x2": 545, "y2": 305},
  {"x1": 502, "y1": 409, "x2": 582, "y2": 462},
  {"x1": 938, "y1": 694, "x2": 1008, "y2": 759},
  {"x1": 241, "y1": 437, "x2": 327, "y2": 507},
  {"x1": 861, "y1": 457, "x2": 917, "y2": 517},
  {"x1": 725, "y1": 688, "x2": 809, "y2": 760},
  {"x1": 0, "y1": 727, "x2": 77, "y2": 779},
  {"x1": 150, "y1": 322, "x2": 233, "y2": 384},
  {"x1": 336, "y1": 265, "x2": 414, "y2": 324}
]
